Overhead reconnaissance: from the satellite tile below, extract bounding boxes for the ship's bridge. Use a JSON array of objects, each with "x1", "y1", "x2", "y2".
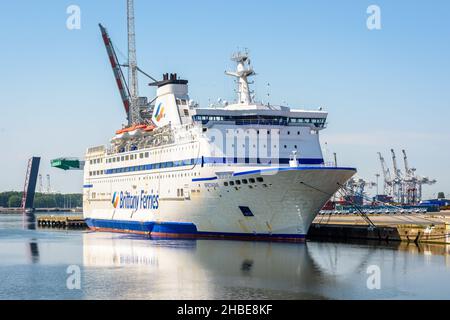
[{"x1": 192, "y1": 106, "x2": 327, "y2": 129}]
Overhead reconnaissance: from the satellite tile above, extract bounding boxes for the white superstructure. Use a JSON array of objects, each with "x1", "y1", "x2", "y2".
[{"x1": 83, "y1": 50, "x2": 356, "y2": 241}]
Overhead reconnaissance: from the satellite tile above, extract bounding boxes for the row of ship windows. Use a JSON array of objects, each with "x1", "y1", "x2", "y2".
[
  {"x1": 89, "y1": 145, "x2": 198, "y2": 165},
  {"x1": 106, "y1": 159, "x2": 196, "y2": 175},
  {"x1": 230, "y1": 144, "x2": 299, "y2": 149},
  {"x1": 215, "y1": 129, "x2": 318, "y2": 136},
  {"x1": 193, "y1": 115, "x2": 326, "y2": 124},
  {"x1": 106, "y1": 152, "x2": 147, "y2": 164},
  {"x1": 224, "y1": 177, "x2": 264, "y2": 186},
  {"x1": 90, "y1": 171, "x2": 200, "y2": 179}
]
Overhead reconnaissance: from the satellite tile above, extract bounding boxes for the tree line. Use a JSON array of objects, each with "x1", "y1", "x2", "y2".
[{"x1": 0, "y1": 192, "x2": 82, "y2": 208}]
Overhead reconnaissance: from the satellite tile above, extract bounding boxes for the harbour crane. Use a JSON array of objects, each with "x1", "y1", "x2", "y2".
[
  {"x1": 99, "y1": 0, "x2": 157, "y2": 126},
  {"x1": 38, "y1": 174, "x2": 43, "y2": 193},
  {"x1": 402, "y1": 149, "x2": 411, "y2": 177},
  {"x1": 376, "y1": 149, "x2": 436, "y2": 204},
  {"x1": 46, "y1": 174, "x2": 52, "y2": 194},
  {"x1": 402, "y1": 150, "x2": 418, "y2": 203},
  {"x1": 126, "y1": 0, "x2": 141, "y2": 124},
  {"x1": 390, "y1": 149, "x2": 404, "y2": 203},
  {"x1": 377, "y1": 152, "x2": 392, "y2": 196},
  {"x1": 99, "y1": 23, "x2": 132, "y2": 121}
]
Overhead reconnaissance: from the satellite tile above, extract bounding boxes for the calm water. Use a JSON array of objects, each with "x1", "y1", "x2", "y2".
[{"x1": 1, "y1": 213, "x2": 450, "y2": 300}]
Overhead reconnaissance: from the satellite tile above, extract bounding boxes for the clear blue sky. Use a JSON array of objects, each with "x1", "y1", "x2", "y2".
[{"x1": 0, "y1": 0, "x2": 449, "y2": 198}]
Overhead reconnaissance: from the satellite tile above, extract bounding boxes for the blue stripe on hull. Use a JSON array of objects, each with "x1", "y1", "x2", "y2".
[
  {"x1": 192, "y1": 166, "x2": 357, "y2": 182},
  {"x1": 85, "y1": 218, "x2": 306, "y2": 240},
  {"x1": 85, "y1": 218, "x2": 198, "y2": 234}
]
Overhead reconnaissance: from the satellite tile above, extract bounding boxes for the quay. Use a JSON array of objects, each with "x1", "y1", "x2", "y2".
[
  {"x1": 37, "y1": 215, "x2": 87, "y2": 229},
  {"x1": 309, "y1": 212, "x2": 450, "y2": 244},
  {"x1": 0, "y1": 208, "x2": 82, "y2": 214}
]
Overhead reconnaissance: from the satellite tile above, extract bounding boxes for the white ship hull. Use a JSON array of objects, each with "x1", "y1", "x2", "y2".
[{"x1": 84, "y1": 165, "x2": 355, "y2": 241}]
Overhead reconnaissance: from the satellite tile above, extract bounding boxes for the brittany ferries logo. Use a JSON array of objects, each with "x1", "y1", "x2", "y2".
[
  {"x1": 154, "y1": 103, "x2": 165, "y2": 122},
  {"x1": 112, "y1": 192, "x2": 120, "y2": 208},
  {"x1": 112, "y1": 191, "x2": 159, "y2": 210}
]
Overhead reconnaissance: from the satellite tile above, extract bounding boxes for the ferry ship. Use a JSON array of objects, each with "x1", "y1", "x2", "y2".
[{"x1": 83, "y1": 4, "x2": 356, "y2": 241}]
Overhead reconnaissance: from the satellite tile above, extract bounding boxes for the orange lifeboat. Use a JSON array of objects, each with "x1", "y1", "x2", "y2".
[{"x1": 116, "y1": 124, "x2": 153, "y2": 135}]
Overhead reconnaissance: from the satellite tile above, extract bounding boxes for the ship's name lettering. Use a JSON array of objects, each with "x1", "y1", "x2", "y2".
[
  {"x1": 204, "y1": 183, "x2": 219, "y2": 188},
  {"x1": 118, "y1": 190, "x2": 159, "y2": 210}
]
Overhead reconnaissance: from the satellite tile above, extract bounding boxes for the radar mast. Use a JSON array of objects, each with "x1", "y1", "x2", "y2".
[{"x1": 225, "y1": 50, "x2": 255, "y2": 105}]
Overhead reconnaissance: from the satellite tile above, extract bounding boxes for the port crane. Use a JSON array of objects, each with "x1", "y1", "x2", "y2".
[
  {"x1": 376, "y1": 149, "x2": 436, "y2": 204},
  {"x1": 377, "y1": 152, "x2": 392, "y2": 196},
  {"x1": 53, "y1": 1, "x2": 158, "y2": 173},
  {"x1": 99, "y1": 0, "x2": 157, "y2": 126},
  {"x1": 99, "y1": 23, "x2": 132, "y2": 122},
  {"x1": 390, "y1": 149, "x2": 404, "y2": 203},
  {"x1": 402, "y1": 150, "x2": 418, "y2": 203}
]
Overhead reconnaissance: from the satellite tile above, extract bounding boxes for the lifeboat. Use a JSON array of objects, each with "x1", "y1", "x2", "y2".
[{"x1": 115, "y1": 124, "x2": 155, "y2": 136}]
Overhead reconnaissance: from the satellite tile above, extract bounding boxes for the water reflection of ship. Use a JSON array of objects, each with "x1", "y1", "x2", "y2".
[
  {"x1": 82, "y1": 233, "x2": 326, "y2": 299},
  {"x1": 82, "y1": 234, "x2": 450, "y2": 299}
]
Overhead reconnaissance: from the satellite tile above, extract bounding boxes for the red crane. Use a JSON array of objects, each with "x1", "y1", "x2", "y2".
[{"x1": 99, "y1": 23, "x2": 131, "y2": 120}]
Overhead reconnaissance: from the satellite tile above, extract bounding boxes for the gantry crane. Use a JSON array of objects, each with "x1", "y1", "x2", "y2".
[
  {"x1": 402, "y1": 149, "x2": 418, "y2": 203},
  {"x1": 390, "y1": 149, "x2": 404, "y2": 203},
  {"x1": 377, "y1": 152, "x2": 392, "y2": 196},
  {"x1": 377, "y1": 149, "x2": 436, "y2": 204}
]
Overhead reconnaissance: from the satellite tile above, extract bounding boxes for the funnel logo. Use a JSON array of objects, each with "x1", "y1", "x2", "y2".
[
  {"x1": 154, "y1": 103, "x2": 165, "y2": 122},
  {"x1": 112, "y1": 192, "x2": 119, "y2": 208}
]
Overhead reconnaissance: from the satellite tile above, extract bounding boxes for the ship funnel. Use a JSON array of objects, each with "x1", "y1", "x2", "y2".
[{"x1": 150, "y1": 73, "x2": 191, "y2": 127}]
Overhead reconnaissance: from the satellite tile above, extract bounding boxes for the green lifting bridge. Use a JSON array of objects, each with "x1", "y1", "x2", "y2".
[{"x1": 51, "y1": 158, "x2": 85, "y2": 171}]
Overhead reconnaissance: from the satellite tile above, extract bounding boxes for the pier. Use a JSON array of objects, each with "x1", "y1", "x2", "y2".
[
  {"x1": 37, "y1": 215, "x2": 87, "y2": 229},
  {"x1": 309, "y1": 212, "x2": 450, "y2": 244},
  {"x1": 0, "y1": 208, "x2": 82, "y2": 214}
]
